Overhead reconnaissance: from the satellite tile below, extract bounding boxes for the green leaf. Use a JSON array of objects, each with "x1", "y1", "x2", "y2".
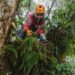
[
  {"x1": 17, "y1": 18, "x2": 24, "y2": 25},
  {"x1": 27, "y1": 52, "x2": 38, "y2": 72},
  {"x1": 4, "y1": 45, "x2": 18, "y2": 59}
]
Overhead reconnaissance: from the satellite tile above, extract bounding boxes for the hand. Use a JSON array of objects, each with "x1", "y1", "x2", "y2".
[
  {"x1": 40, "y1": 33, "x2": 46, "y2": 41},
  {"x1": 26, "y1": 29, "x2": 32, "y2": 36}
]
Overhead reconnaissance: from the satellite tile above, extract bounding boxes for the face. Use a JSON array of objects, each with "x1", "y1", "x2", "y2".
[{"x1": 35, "y1": 13, "x2": 44, "y2": 19}]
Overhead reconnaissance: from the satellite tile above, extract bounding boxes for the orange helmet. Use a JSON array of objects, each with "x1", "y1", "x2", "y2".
[{"x1": 36, "y1": 5, "x2": 45, "y2": 14}]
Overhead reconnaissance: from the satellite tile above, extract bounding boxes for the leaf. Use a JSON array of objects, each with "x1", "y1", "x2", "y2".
[
  {"x1": 27, "y1": 52, "x2": 39, "y2": 72},
  {"x1": 17, "y1": 18, "x2": 24, "y2": 25},
  {"x1": 4, "y1": 45, "x2": 18, "y2": 59},
  {"x1": 48, "y1": 56, "x2": 57, "y2": 64}
]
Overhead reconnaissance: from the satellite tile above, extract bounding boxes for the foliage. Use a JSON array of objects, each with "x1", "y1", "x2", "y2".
[
  {"x1": 47, "y1": 0, "x2": 75, "y2": 60},
  {"x1": 2, "y1": 0, "x2": 75, "y2": 75},
  {"x1": 4, "y1": 37, "x2": 57, "y2": 75}
]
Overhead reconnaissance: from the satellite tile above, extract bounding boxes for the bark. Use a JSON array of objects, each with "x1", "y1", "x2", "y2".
[{"x1": 0, "y1": 0, "x2": 20, "y2": 70}]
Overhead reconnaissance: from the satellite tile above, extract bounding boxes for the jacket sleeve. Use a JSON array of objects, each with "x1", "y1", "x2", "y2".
[
  {"x1": 23, "y1": 22, "x2": 29, "y2": 31},
  {"x1": 37, "y1": 28, "x2": 44, "y2": 35},
  {"x1": 37, "y1": 21, "x2": 45, "y2": 35},
  {"x1": 22, "y1": 12, "x2": 33, "y2": 31}
]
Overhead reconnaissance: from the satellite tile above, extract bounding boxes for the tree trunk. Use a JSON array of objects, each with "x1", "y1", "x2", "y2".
[{"x1": 0, "y1": 0, "x2": 20, "y2": 71}]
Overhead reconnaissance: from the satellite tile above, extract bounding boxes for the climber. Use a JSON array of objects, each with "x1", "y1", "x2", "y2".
[{"x1": 18, "y1": 4, "x2": 46, "y2": 42}]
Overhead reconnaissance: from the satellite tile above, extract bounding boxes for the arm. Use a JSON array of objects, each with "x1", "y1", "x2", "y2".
[
  {"x1": 37, "y1": 22, "x2": 45, "y2": 35},
  {"x1": 22, "y1": 12, "x2": 33, "y2": 32},
  {"x1": 37, "y1": 22, "x2": 46, "y2": 41},
  {"x1": 23, "y1": 22, "x2": 29, "y2": 32}
]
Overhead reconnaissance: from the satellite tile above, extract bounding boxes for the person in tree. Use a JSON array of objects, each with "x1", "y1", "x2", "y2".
[{"x1": 18, "y1": 4, "x2": 46, "y2": 42}]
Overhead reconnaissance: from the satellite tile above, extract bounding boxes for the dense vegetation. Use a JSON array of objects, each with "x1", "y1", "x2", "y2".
[{"x1": 0, "y1": 0, "x2": 75, "y2": 75}]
